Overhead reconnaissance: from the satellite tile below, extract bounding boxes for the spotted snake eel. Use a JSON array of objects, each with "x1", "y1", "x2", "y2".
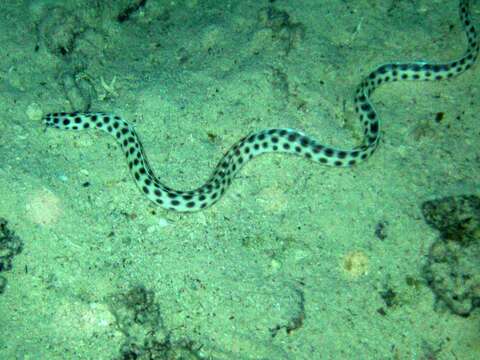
[{"x1": 44, "y1": 0, "x2": 478, "y2": 212}]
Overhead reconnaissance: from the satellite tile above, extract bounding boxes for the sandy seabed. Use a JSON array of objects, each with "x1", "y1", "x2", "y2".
[{"x1": 0, "y1": 0, "x2": 479, "y2": 359}]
